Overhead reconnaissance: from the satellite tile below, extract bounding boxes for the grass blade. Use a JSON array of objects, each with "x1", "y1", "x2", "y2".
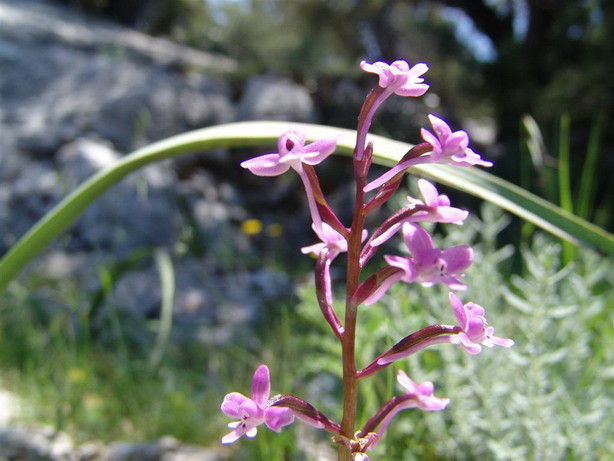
[
  {"x1": 0, "y1": 121, "x2": 612, "y2": 291},
  {"x1": 557, "y1": 113, "x2": 573, "y2": 215},
  {"x1": 149, "y1": 248, "x2": 175, "y2": 371},
  {"x1": 576, "y1": 108, "x2": 607, "y2": 220},
  {"x1": 557, "y1": 113, "x2": 575, "y2": 264}
]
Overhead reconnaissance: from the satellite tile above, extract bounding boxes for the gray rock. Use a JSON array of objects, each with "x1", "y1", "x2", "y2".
[
  {"x1": 0, "y1": 428, "x2": 229, "y2": 461},
  {"x1": 0, "y1": 158, "x2": 62, "y2": 251},
  {"x1": 0, "y1": 138, "x2": 184, "y2": 256},
  {"x1": 0, "y1": 0, "x2": 236, "y2": 72},
  {"x1": 0, "y1": 426, "x2": 75, "y2": 461},
  {"x1": 0, "y1": 0, "x2": 236, "y2": 155},
  {"x1": 99, "y1": 436, "x2": 178, "y2": 461},
  {"x1": 237, "y1": 75, "x2": 317, "y2": 123},
  {"x1": 107, "y1": 258, "x2": 292, "y2": 342},
  {"x1": 56, "y1": 138, "x2": 182, "y2": 253}
]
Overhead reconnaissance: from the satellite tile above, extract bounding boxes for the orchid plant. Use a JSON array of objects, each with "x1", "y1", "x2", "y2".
[{"x1": 226, "y1": 59, "x2": 515, "y2": 460}]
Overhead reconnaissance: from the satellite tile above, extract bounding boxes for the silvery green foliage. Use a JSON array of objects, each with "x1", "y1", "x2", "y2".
[
  {"x1": 393, "y1": 205, "x2": 612, "y2": 460},
  {"x1": 294, "y1": 203, "x2": 612, "y2": 460}
]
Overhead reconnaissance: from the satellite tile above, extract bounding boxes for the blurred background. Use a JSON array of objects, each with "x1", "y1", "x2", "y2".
[{"x1": 0, "y1": 0, "x2": 612, "y2": 459}]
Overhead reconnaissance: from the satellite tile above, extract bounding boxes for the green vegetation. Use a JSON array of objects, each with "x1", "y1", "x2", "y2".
[{"x1": 2, "y1": 204, "x2": 612, "y2": 460}]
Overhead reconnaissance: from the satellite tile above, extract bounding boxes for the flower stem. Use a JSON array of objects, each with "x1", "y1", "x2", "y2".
[{"x1": 338, "y1": 155, "x2": 369, "y2": 460}]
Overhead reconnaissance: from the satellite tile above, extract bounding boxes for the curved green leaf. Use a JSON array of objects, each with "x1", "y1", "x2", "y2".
[{"x1": 1, "y1": 121, "x2": 612, "y2": 290}]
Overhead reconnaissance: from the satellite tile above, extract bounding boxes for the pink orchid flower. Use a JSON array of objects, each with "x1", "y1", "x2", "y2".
[
  {"x1": 448, "y1": 293, "x2": 515, "y2": 355},
  {"x1": 221, "y1": 365, "x2": 294, "y2": 444},
  {"x1": 364, "y1": 223, "x2": 472, "y2": 305},
  {"x1": 301, "y1": 222, "x2": 349, "y2": 260},
  {"x1": 364, "y1": 114, "x2": 492, "y2": 193},
  {"x1": 241, "y1": 130, "x2": 337, "y2": 232},
  {"x1": 406, "y1": 179, "x2": 469, "y2": 224},
  {"x1": 421, "y1": 114, "x2": 492, "y2": 167},
  {"x1": 370, "y1": 179, "x2": 468, "y2": 247},
  {"x1": 360, "y1": 60, "x2": 430, "y2": 97},
  {"x1": 240, "y1": 130, "x2": 337, "y2": 176},
  {"x1": 355, "y1": 60, "x2": 429, "y2": 161},
  {"x1": 368, "y1": 371, "x2": 449, "y2": 450},
  {"x1": 396, "y1": 370, "x2": 450, "y2": 412}
]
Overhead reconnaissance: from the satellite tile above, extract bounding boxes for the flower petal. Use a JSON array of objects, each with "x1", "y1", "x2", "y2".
[
  {"x1": 395, "y1": 83, "x2": 429, "y2": 97},
  {"x1": 221, "y1": 429, "x2": 243, "y2": 445},
  {"x1": 264, "y1": 407, "x2": 295, "y2": 432},
  {"x1": 417, "y1": 179, "x2": 440, "y2": 207},
  {"x1": 420, "y1": 128, "x2": 442, "y2": 159},
  {"x1": 221, "y1": 392, "x2": 250, "y2": 418},
  {"x1": 449, "y1": 292, "x2": 467, "y2": 329},
  {"x1": 251, "y1": 365, "x2": 271, "y2": 408},
  {"x1": 402, "y1": 223, "x2": 434, "y2": 262},
  {"x1": 397, "y1": 370, "x2": 417, "y2": 394},
  {"x1": 428, "y1": 114, "x2": 452, "y2": 139},
  {"x1": 301, "y1": 242, "x2": 326, "y2": 255},
  {"x1": 241, "y1": 154, "x2": 290, "y2": 177},
  {"x1": 441, "y1": 245, "x2": 473, "y2": 273},
  {"x1": 440, "y1": 275, "x2": 468, "y2": 291},
  {"x1": 431, "y1": 207, "x2": 469, "y2": 224},
  {"x1": 384, "y1": 255, "x2": 417, "y2": 281},
  {"x1": 445, "y1": 130, "x2": 469, "y2": 153},
  {"x1": 301, "y1": 138, "x2": 338, "y2": 165},
  {"x1": 418, "y1": 394, "x2": 450, "y2": 411}
]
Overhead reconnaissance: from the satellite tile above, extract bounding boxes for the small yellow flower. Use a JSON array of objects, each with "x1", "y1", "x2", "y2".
[
  {"x1": 266, "y1": 223, "x2": 283, "y2": 237},
  {"x1": 241, "y1": 219, "x2": 263, "y2": 236}
]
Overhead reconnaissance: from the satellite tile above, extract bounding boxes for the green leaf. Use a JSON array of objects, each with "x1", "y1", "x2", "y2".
[{"x1": 0, "y1": 121, "x2": 612, "y2": 291}]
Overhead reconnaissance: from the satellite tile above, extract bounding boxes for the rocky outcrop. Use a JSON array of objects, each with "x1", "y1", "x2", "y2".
[
  {"x1": 0, "y1": 0, "x2": 322, "y2": 253},
  {"x1": 1, "y1": 0, "x2": 236, "y2": 155}
]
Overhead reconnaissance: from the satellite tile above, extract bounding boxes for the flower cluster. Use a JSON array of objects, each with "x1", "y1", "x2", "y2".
[{"x1": 222, "y1": 59, "x2": 514, "y2": 459}]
